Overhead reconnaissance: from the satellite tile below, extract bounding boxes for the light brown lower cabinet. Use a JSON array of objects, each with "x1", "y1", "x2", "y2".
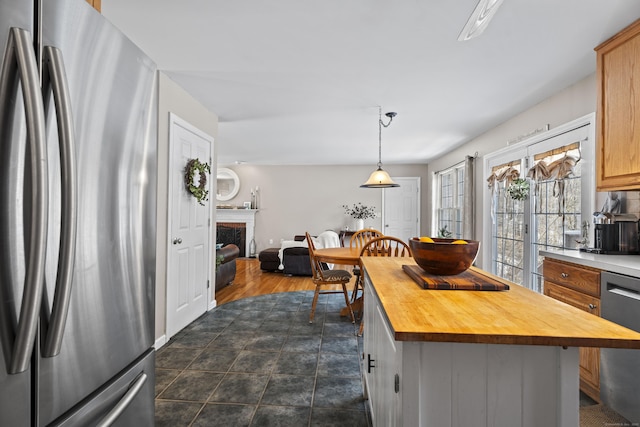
[{"x1": 543, "y1": 258, "x2": 601, "y2": 402}]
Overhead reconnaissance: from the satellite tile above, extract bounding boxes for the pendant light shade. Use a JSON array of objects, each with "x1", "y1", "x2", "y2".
[
  {"x1": 361, "y1": 167, "x2": 399, "y2": 188},
  {"x1": 361, "y1": 108, "x2": 399, "y2": 188}
]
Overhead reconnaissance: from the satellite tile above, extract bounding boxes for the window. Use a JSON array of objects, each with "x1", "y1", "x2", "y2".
[
  {"x1": 435, "y1": 164, "x2": 465, "y2": 239},
  {"x1": 483, "y1": 116, "x2": 595, "y2": 292}
]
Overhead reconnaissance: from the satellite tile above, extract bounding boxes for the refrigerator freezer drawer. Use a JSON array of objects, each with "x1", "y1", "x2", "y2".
[
  {"x1": 600, "y1": 271, "x2": 640, "y2": 423},
  {"x1": 49, "y1": 349, "x2": 155, "y2": 427}
]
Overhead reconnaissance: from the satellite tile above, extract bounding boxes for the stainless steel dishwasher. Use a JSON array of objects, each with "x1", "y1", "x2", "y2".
[{"x1": 600, "y1": 271, "x2": 640, "y2": 423}]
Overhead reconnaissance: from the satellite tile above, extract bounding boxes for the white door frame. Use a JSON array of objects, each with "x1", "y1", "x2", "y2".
[{"x1": 166, "y1": 113, "x2": 214, "y2": 339}]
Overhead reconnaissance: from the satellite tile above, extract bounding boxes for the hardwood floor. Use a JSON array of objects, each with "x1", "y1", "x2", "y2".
[{"x1": 214, "y1": 258, "x2": 345, "y2": 305}]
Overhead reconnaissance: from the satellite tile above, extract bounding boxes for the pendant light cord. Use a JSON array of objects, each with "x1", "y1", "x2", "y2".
[
  {"x1": 378, "y1": 106, "x2": 395, "y2": 168},
  {"x1": 360, "y1": 107, "x2": 399, "y2": 188}
]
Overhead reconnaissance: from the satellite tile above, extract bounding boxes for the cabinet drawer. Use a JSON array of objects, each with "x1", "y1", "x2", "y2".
[
  {"x1": 543, "y1": 280, "x2": 601, "y2": 401},
  {"x1": 543, "y1": 281, "x2": 600, "y2": 316},
  {"x1": 543, "y1": 259, "x2": 601, "y2": 297}
]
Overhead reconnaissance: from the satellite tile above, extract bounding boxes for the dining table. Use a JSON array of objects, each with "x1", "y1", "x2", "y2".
[
  {"x1": 313, "y1": 246, "x2": 361, "y2": 266},
  {"x1": 313, "y1": 246, "x2": 363, "y2": 317}
]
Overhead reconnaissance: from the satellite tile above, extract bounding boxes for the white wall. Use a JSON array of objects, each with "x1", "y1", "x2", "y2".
[
  {"x1": 217, "y1": 164, "x2": 428, "y2": 253},
  {"x1": 156, "y1": 73, "x2": 218, "y2": 341},
  {"x1": 426, "y1": 73, "x2": 598, "y2": 268}
]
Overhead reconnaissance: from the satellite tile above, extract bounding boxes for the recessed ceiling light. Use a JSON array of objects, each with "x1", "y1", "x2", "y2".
[
  {"x1": 458, "y1": 0, "x2": 504, "y2": 41},
  {"x1": 234, "y1": 160, "x2": 246, "y2": 164}
]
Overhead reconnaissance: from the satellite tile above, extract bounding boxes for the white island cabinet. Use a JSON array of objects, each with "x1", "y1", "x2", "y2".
[
  {"x1": 362, "y1": 281, "x2": 401, "y2": 426},
  {"x1": 361, "y1": 257, "x2": 640, "y2": 427}
]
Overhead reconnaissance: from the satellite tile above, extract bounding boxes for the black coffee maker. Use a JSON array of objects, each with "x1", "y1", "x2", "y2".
[{"x1": 593, "y1": 213, "x2": 639, "y2": 254}]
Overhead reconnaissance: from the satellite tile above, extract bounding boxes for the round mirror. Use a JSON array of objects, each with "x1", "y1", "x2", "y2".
[{"x1": 216, "y1": 167, "x2": 240, "y2": 201}]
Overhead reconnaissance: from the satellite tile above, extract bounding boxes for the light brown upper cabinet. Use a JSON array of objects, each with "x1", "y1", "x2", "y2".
[
  {"x1": 85, "y1": 0, "x2": 101, "y2": 12},
  {"x1": 595, "y1": 19, "x2": 640, "y2": 191}
]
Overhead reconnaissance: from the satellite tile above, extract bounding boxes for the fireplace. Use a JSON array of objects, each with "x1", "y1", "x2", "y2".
[
  {"x1": 217, "y1": 222, "x2": 246, "y2": 257},
  {"x1": 215, "y1": 209, "x2": 257, "y2": 257}
]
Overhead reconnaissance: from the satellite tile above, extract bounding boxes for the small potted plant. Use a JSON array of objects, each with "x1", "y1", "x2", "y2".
[
  {"x1": 343, "y1": 202, "x2": 376, "y2": 230},
  {"x1": 438, "y1": 225, "x2": 453, "y2": 238}
]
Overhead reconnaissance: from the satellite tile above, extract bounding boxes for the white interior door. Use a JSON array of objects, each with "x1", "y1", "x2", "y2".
[
  {"x1": 383, "y1": 177, "x2": 420, "y2": 242},
  {"x1": 166, "y1": 113, "x2": 213, "y2": 338}
]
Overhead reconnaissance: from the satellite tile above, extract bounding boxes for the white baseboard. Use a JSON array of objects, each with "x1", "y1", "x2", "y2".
[
  {"x1": 154, "y1": 335, "x2": 167, "y2": 350},
  {"x1": 155, "y1": 301, "x2": 217, "y2": 351}
]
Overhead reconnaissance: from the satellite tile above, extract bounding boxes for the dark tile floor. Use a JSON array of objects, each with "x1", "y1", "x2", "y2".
[{"x1": 154, "y1": 291, "x2": 369, "y2": 426}]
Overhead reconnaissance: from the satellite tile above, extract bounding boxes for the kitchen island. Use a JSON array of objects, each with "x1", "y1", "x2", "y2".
[{"x1": 361, "y1": 257, "x2": 640, "y2": 427}]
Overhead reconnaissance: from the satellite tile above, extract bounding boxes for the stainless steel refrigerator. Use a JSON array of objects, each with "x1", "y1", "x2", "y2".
[{"x1": 0, "y1": 0, "x2": 157, "y2": 425}]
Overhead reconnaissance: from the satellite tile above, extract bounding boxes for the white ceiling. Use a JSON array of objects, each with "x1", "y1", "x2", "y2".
[{"x1": 102, "y1": 0, "x2": 640, "y2": 166}]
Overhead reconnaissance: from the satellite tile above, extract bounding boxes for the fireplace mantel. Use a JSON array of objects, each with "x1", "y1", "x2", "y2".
[{"x1": 216, "y1": 209, "x2": 258, "y2": 257}]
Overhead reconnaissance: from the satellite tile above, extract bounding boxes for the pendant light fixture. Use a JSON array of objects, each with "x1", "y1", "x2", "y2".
[{"x1": 361, "y1": 107, "x2": 399, "y2": 188}]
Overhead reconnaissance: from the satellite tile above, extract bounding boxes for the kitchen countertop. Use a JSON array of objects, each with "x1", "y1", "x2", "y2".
[
  {"x1": 540, "y1": 248, "x2": 640, "y2": 277},
  {"x1": 361, "y1": 257, "x2": 640, "y2": 348}
]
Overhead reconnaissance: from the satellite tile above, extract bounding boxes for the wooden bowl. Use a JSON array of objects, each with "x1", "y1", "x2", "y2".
[{"x1": 408, "y1": 237, "x2": 480, "y2": 276}]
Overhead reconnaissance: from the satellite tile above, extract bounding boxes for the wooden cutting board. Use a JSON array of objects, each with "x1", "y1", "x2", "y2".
[{"x1": 402, "y1": 264, "x2": 510, "y2": 291}]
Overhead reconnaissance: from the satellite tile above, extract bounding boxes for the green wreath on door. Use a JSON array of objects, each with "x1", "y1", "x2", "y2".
[{"x1": 184, "y1": 158, "x2": 211, "y2": 206}]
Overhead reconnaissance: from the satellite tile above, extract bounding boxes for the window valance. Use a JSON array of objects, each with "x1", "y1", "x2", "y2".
[
  {"x1": 486, "y1": 161, "x2": 521, "y2": 191},
  {"x1": 526, "y1": 141, "x2": 581, "y2": 214}
]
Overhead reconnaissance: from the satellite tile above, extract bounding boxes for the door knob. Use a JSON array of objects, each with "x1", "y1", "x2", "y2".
[{"x1": 172, "y1": 238, "x2": 183, "y2": 245}]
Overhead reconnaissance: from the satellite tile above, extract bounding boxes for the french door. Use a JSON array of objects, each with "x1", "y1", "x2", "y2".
[{"x1": 483, "y1": 115, "x2": 595, "y2": 291}]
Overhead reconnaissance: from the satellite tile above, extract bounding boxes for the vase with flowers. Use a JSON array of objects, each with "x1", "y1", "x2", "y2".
[{"x1": 343, "y1": 202, "x2": 376, "y2": 230}]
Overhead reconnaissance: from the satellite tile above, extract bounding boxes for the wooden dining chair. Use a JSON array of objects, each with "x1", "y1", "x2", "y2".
[
  {"x1": 357, "y1": 236, "x2": 412, "y2": 335},
  {"x1": 349, "y1": 229, "x2": 384, "y2": 250},
  {"x1": 305, "y1": 233, "x2": 355, "y2": 324},
  {"x1": 360, "y1": 236, "x2": 411, "y2": 258},
  {"x1": 349, "y1": 229, "x2": 383, "y2": 303}
]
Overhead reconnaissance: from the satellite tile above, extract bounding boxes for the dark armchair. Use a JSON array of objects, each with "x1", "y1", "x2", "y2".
[{"x1": 215, "y1": 244, "x2": 239, "y2": 291}]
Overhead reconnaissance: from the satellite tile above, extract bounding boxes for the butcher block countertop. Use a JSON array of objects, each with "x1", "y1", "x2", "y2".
[{"x1": 361, "y1": 257, "x2": 640, "y2": 348}]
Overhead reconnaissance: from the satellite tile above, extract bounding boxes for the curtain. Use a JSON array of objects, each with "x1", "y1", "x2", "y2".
[
  {"x1": 463, "y1": 155, "x2": 475, "y2": 240},
  {"x1": 486, "y1": 160, "x2": 521, "y2": 223},
  {"x1": 486, "y1": 160, "x2": 521, "y2": 192},
  {"x1": 526, "y1": 141, "x2": 581, "y2": 215}
]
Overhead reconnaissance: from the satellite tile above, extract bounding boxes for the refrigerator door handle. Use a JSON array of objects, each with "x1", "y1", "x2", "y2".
[
  {"x1": 96, "y1": 373, "x2": 148, "y2": 427},
  {"x1": 40, "y1": 46, "x2": 77, "y2": 358},
  {"x1": 0, "y1": 27, "x2": 48, "y2": 374}
]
